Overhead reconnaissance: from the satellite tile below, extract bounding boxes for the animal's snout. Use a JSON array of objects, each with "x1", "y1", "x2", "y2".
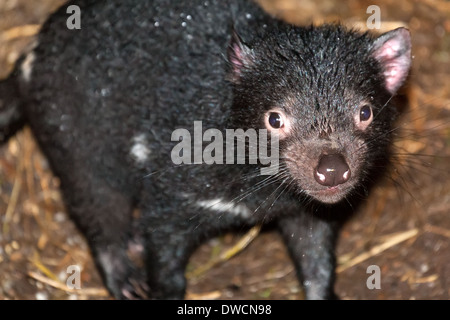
[{"x1": 314, "y1": 153, "x2": 351, "y2": 187}]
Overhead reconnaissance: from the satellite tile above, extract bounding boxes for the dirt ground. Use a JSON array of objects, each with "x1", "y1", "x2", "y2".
[{"x1": 0, "y1": 0, "x2": 449, "y2": 300}]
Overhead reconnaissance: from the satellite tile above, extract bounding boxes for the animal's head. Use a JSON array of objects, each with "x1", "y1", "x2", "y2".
[{"x1": 227, "y1": 24, "x2": 411, "y2": 203}]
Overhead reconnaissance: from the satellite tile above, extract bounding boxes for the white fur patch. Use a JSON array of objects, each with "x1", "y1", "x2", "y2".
[
  {"x1": 196, "y1": 198, "x2": 251, "y2": 218},
  {"x1": 21, "y1": 51, "x2": 36, "y2": 82},
  {"x1": 130, "y1": 134, "x2": 150, "y2": 164},
  {"x1": 98, "y1": 251, "x2": 115, "y2": 278}
]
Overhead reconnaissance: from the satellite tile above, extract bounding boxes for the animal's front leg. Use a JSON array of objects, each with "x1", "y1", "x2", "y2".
[
  {"x1": 143, "y1": 220, "x2": 198, "y2": 299},
  {"x1": 278, "y1": 212, "x2": 341, "y2": 300}
]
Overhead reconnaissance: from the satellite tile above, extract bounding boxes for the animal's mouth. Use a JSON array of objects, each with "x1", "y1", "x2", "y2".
[{"x1": 305, "y1": 183, "x2": 355, "y2": 204}]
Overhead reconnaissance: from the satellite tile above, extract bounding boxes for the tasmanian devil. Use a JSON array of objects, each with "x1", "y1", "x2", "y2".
[{"x1": 0, "y1": 0, "x2": 411, "y2": 299}]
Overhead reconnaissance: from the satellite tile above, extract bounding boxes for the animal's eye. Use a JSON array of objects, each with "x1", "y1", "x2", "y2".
[
  {"x1": 354, "y1": 103, "x2": 373, "y2": 131},
  {"x1": 264, "y1": 109, "x2": 290, "y2": 138},
  {"x1": 360, "y1": 105, "x2": 372, "y2": 122},
  {"x1": 268, "y1": 112, "x2": 284, "y2": 129}
]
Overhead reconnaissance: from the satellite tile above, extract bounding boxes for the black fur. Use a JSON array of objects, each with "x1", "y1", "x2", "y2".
[{"x1": 0, "y1": 0, "x2": 411, "y2": 299}]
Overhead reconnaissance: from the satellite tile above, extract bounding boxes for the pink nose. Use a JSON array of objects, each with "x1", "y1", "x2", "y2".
[{"x1": 314, "y1": 154, "x2": 351, "y2": 187}]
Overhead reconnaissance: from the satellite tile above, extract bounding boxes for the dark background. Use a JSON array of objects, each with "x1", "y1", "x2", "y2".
[{"x1": 0, "y1": 0, "x2": 448, "y2": 300}]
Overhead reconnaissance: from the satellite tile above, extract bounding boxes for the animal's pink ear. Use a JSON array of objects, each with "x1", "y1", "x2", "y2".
[
  {"x1": 371, "y1": 27, "x2": 412, "y2": 94},
  {"x1": 227, "y1": 30, "x2": 254, "y2": 83}
]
